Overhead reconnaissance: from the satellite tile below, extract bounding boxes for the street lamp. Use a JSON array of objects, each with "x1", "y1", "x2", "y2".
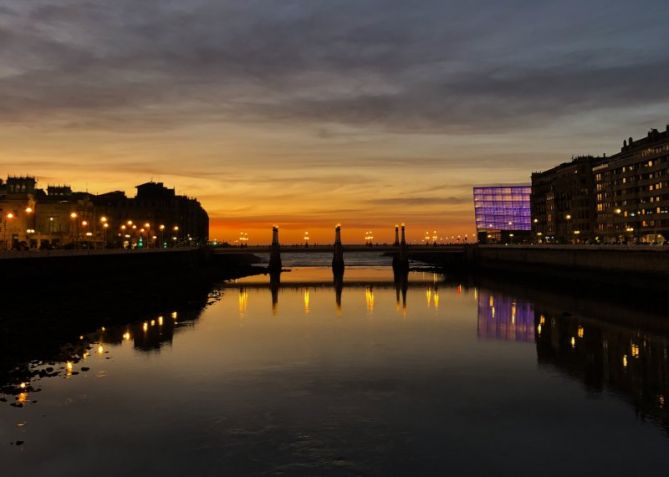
[
  {"x1": 3, "y1": 212, "x2": 14, "y2": 250},
  {"x1": 102, "y1": 222, "x2": 109, "y2": 247},
  {"x1": 70, "y1": 212, "x2": 78, "y2": 248},
  {"x1": 159, "y1": 224, "x2": 165, "y2": 248}
]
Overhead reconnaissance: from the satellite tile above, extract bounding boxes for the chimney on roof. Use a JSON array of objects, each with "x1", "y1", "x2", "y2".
[
  {"x1": 623, "y1": 140, "x2": 627, "y2": 147},
  {"x1": 629, "y1": 137, "x2": 633, "y2": 145}
]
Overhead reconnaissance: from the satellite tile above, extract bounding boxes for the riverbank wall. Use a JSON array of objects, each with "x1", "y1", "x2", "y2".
[
  {"x1": 418, "y1": 245, "x2": 669, "y2": 291},
  {"x1": 0, "y1": 247, "x2": 264, "y2": 292}
]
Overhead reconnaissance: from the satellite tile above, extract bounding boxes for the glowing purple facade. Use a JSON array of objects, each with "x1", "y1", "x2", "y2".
[{"x1": 473, "y1": 185, "x2": 531, "y2": 232}]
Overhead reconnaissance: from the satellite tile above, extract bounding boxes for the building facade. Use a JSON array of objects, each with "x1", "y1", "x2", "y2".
[
  {"x1": 595, "y1": 127, "x2": 669, "y2": 243},
  {"x1": 0, "y1": 177, "x2": 208, "y2": 250},
  {"x1": 531, "y1": 155, "x2": 606, "y2": 243},
  {"x1": 473, "y1": 184, "x2": 531, "y2": 243}
]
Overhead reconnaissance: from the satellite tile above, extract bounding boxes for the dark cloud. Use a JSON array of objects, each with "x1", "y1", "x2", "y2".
[{"x1": 1, "y1": 0, "x2": 668, "y2": 133}]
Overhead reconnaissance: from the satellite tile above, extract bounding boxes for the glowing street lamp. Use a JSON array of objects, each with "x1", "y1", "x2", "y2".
[
  {"x1": 3, "y1": 212, "x2": 14, "y2": 250},
  {"x1": 303, "y1": 231, "x2": 310, "y2": 247},
  {"x1": 70, "y1": 212, "x2": 79, "y2": 248},
  {"x1": 364, "y1": 230, "x2": 374, "y2": 246}
]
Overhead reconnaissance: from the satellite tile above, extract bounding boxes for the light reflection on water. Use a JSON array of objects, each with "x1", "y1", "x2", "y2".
[{"x1": 1, "y1": 266, "x2": 669, "y2": 476}]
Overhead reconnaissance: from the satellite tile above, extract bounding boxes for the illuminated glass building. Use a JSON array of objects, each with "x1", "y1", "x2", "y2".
[{"x1": 473, "y1": 184, "x2": 531, "y2": 243}]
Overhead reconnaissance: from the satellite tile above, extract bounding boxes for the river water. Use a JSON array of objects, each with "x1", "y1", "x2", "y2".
[{"x1": 1, "y1": 255, "x2": 668, "y2": 476}]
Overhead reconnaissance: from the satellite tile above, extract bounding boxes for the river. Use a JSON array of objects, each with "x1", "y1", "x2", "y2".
[{"x1": 1, "y1": 256, "x2": 668, "y2": 476}]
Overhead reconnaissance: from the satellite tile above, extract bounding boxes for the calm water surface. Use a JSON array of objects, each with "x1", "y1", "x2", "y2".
[{"x1": 1, "y1": 263, "x2": 668, "y2": 476}]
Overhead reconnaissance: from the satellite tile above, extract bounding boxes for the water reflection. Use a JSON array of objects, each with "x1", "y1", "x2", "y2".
[
  {"x1": 0, "y1": 284, "x2": 213, "y2": 400},
  {"x1": 3, "y1": 266, "x2": 669, "y2": 474},
  {"x1": 477, "y1": 290, "x2": 535, "y2": 342},
  {"x1": 534, "y1": 307, "x2": 669, "y2": 432}
]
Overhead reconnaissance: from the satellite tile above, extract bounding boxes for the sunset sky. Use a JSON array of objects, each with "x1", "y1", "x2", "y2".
[{"x1": 1, "y1": 0, "x2": 668, "y2": 243}]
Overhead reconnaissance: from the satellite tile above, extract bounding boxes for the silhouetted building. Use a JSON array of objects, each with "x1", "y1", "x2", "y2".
[
  {"x1": 473, "y1": 184, "x2": 531, "y2": 243},
  {"x1": 595, "y1": 126, "x2": 669, "y2": 243},
  {"x1": 0, "y1": 177, "x2": 208, "y2": 250},
  {"x1": 92, "y1": 181, "x2": 209, "y2": 248},
  {"x1": 531, "y1": 155, "x2": 606, "y2": 243}
]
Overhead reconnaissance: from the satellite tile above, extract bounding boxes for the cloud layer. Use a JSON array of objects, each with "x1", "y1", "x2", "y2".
[{"x1": 1, "y1": 0, "x2": 668, "y2": 241}]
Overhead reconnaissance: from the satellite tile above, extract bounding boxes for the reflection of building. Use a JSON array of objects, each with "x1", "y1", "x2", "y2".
[
  {"x1": 477, "y1": 290, "x2": 535, "y2": 342},
  {"x1": 531, "y1": 156, "x2": 606, "y2": 243},
  {"x1": 473, "y1": 185, "x2": 531, "y2": 244},
  {"x1": 100, "y1": 307, "x2": 204, "y2": 352},
  {"x1": 535, "y1": 310, "x2": 669, "y2": 431},
  {"x1": 0, "y1": 176, "x2": 208, "y2": 249}
]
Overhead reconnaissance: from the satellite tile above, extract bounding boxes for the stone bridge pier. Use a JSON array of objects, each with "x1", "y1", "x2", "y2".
[
  {"x1": 269, "y1": 225, "x2": 282, "y2": 273},
  {"x1": 332, "y1": 224, "x2": 345, "y2": 274}
]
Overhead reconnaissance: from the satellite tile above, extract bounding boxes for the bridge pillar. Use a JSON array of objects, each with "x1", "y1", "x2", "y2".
[
  {"x1": 393, "y1": 224, "x2": 400, "y2": 246},
  {"x1": 392, "y1": 223, "x2": 409, "y2": 273},
  {"x1": 269, "y1": 225, "x2": 282, "y2": 273},
  {"x1": 332, "y1": 223, "x2": 345, "y2": 274}
]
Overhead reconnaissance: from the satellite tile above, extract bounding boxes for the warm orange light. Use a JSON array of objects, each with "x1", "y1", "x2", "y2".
[
  {"x1": 6, "y1": 212, "x2": 14, "y2": 219},
  {"x1": 25, "y1": 207, "x2": 33, "y2": 213},
  {"x1": 100, "y1": 216, "x2": 108, "y2": 223},
  {"x1": 70, "y1": 212, "x2": 77, "y2": 219}
]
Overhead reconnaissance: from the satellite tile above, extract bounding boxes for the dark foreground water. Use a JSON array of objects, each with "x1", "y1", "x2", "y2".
[{"x1": 1, "y1": 265, "x2": 668, "y2": 476}]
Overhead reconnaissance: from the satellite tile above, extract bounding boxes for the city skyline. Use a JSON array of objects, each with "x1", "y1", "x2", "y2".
[{"x1": 2, "y1": 0, "x2": 669, "y2": 243}]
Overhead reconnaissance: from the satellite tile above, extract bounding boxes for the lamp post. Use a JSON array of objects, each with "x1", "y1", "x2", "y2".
[
  {"x1": 173, "y1": 225, "x2": 179, "y2": 247},
  {"x1": 24, "y1": 206, "x2": 35, "y2": 249},
  {"x1": 81, "y1": 220, "x2": 88, "y2": 247},
  {"x1": 159, "y1": 224, "x2": 165, "y2": 248},
  {"x1": 70, "y1": 212, "x2": 78, "y2": 248},
  {"x1": 143, "y1": 223, "x2": 151, "y2": 248},
  {"x1": 99, "y1": 216, "x2": 108, "y2": 248},
  {"x1": 3, "y1": 212, "x2": 14, "y2": 250}
]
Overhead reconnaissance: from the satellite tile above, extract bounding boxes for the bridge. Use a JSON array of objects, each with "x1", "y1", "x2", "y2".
[
  {"x1": 212, "y1": 224, "x2": 468, "y2": 275},
  {"x1": 213, "y1": 244, "x2": 464, "y2": 254}
]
